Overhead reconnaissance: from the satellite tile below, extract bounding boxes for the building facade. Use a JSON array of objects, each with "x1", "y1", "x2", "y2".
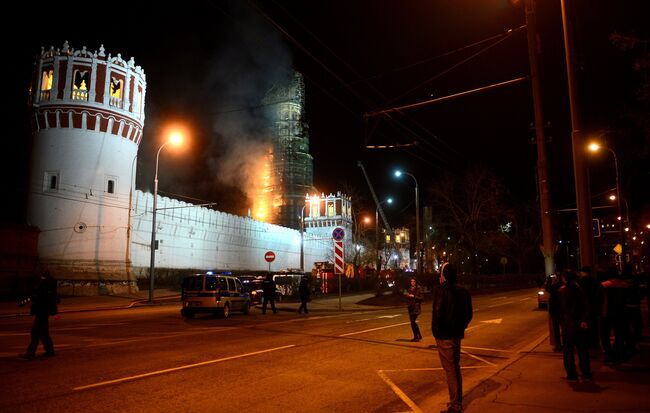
[{"x1": 24, "y1": 43, "x2": 349, "y2": 295}]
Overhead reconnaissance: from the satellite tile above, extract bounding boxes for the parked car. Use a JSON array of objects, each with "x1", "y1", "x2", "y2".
[
  {"x1": 181, "y1": 273, "x2": 251, "y2": 318},
  {"x1": 537, "y1": 288, "x2": 549, "y2": 309}
]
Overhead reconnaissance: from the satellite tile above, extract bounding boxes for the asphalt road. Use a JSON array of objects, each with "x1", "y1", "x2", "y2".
[{"x1": 0, "y1": 289, "x2": 548, "y2": 412}]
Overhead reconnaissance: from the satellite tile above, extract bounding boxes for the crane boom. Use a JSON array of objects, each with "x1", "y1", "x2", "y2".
[{"x1": 357, "y1": 161, "x2": 392, "y2": 234}]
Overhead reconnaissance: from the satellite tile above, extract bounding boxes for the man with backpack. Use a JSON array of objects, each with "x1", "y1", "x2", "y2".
[{"x1": 19, "y1": 269, "x2": 59, "y2": 360}]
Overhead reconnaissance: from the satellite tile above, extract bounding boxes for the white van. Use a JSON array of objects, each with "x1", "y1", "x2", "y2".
[{"x1": 181, "y1": 273, "x2": 251, "y2": 318}]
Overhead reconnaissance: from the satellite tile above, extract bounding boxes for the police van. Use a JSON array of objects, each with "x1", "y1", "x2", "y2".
[{"x1": 181, "y1": 272, "x2": 251, "y2": 318}]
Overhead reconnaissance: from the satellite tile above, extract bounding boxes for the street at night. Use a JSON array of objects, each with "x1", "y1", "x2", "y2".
[
  {"x1": 1, "y1": 290, "x2": 551, "y2": 412},
  {"x1": 1, "y1": 1, "x2": 649, "y2": 412}
]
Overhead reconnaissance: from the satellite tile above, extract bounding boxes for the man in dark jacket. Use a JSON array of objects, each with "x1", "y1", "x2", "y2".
[
  {"x1": 19, "y1": 270, "x2": 58, "y2": 360},
  {"x1": 432, "y1": 263, "x2": 473, "y2": 413},
  {"x1": 558, "y1": 269, "x2": 592, "y2": 381},
  {"x1": 262, "y1": 273, "x2": 278, "y2": 314}
]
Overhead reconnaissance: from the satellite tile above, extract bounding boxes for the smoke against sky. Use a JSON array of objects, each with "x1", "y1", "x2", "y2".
[{"x1": 202, "y1": 0, "x2": 294, "y2": 214}]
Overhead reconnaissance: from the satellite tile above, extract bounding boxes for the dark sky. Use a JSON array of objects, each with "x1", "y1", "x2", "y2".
[{"x1": 4, "y1": 0, "x2": 649, "y2": 232}]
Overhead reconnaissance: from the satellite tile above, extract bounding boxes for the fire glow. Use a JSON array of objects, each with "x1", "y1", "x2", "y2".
[{"x1": 252, "y1": 147, "x2": 273, "y2": 222}]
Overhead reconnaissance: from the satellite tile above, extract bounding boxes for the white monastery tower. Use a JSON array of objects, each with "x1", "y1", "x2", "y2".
[{"x1": 27, "y1": 42, "x2": 146, "y2": 294}]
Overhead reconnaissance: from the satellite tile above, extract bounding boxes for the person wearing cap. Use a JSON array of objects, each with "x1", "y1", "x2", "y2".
[{"x1": 431, "y1": 263, "x2": 473, "y2": 413}]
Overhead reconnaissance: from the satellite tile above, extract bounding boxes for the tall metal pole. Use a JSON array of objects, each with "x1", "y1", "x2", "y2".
[
  {"x1": 415, "y1": 181, "x2": 420, "y2": 272},
  {"x1": 149, "y1": 143, "x2": 169, "y2": 304},
  {"x1": 561, "y1": 0, "x2": 594, "y2": 270},
  {"x1": 375, "y1": 208, "x2": 380, "y2": 271},
  {"x1": 525, "y1": 0, "x2": 555, "y2": 277}
]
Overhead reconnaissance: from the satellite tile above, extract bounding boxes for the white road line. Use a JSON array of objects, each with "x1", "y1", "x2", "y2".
[
  {"x1": 462, "y1": 350, "x2": 496, "y2": 366},
  {"x1": 377, "y1": 366, "x2": 491, "y2": 413},
  {"x1": 463, "y1": 345, "x2": 514, "y2": 353},
  {"x1": 377, "y1": 370, "x2": 423, "y2": 413},
  {"x1": 487, "y1": 301, "x2": 514, "y2": 308},
  {"x1": 339, "y1": 322, "x2": 411, "y2": 337},
  {"x1": 73, "y1": 344, "x2": 296, "y2": 391},
  {"x1": 520, "y1": 298, "x2": 532, "y2": 301}
]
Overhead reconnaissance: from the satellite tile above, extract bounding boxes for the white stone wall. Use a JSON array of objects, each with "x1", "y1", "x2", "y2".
[
  {"x1": 130, "y1": 190, "x2": 332, "y2": 273},
  {"x1": 27, "y1": 127, "x2": 138, "y2": 265}
]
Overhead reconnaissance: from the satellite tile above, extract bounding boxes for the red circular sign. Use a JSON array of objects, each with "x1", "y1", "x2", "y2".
[{"x1": 264, "y1": 251, "x2": 276, "y2": 262}]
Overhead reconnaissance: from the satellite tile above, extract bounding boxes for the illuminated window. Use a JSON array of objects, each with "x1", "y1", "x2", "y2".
[
  {"x1": 110, "y1": 78, "x2": 122, "y2": 98},
  {"x1": 72, "y1": 70, "x2": 89, "y2": 100},
  {"x1": 40, "y1": 70, "x2": 53, "y2": 100},
  {"x1": 110, "y1": 77, "x2": 123, "y2": 108},
  {"x1": 41, "y1": 70, "x2": 53, "y2": 90},
  {"x1": 327, "y1": 204, "x2": 334, "y2": 217}
]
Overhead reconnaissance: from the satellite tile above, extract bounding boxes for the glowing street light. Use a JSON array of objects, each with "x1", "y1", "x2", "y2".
[
  {"x1": 588, "y1": 142, "x2": 625, "y2": 270},
  {"x1": 395, "y1": 170, "x2": 420, "y2": 272},
  {"x1": 149, "y1": 129, "x2": 185, "y2": 304}
]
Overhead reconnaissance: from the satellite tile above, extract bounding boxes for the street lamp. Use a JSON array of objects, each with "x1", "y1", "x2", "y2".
[
  {"x1": 376, "y1": 198, "x2": 393, "y2": 271},
  {"x1": 395, "y1": 170, "x2": 420, "y2": 272},
  {"x1": 149, "y1": 131, "x2": 184, "y2": 304},
  {"x1": 588, "y1": 142, "x2": 625, "y2": 270}
]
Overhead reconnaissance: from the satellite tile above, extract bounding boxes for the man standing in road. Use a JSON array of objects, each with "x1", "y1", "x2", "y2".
[
  {"x1": 432, "y1": 263, "x2": 473, "y2": 413},
  {"x1": 19, "y1": 269, "x2": 59, "y2": 360},
  {"x1": 297, "y1": 275, "x2": 310, "y2": 314},
  {"x1": 262, "y1": 273, "x2": 278, "y2": 314}
]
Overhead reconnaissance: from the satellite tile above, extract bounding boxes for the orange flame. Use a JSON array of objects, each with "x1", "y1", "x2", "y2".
[{"x1": 251, "y1": 147, "x2": 273, "y2": 222}]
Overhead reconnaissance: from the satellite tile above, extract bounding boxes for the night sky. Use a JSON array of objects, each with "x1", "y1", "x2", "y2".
[{"x1": 4, "y1": 0, "x2": 649, "y2": 235}]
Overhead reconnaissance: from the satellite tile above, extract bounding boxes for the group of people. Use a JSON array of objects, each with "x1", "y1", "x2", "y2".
[
  {"x1": 259, "y1": 273, "x2": 311, "y2": 315},
  {"x1": 545, "y1": 264, "x2": 645, "y2": 382}
]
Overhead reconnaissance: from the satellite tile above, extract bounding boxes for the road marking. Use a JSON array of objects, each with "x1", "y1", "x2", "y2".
[
  {"x1": 74, "y1": 344, "x2": 296, "y2": 391},
  {"x1": 462, "y1": 350, "x2": 496, "y2": 366},
  {"x1": 377, "y1": 314, "x2": 401, "y2": 319},
  {"x1": 487, "y1": 301, "x2": 514, "y2": 308},
  {"x1": 0, "y1": 332, "x2": 30, "y2": 337},
  {"x1": 480, "y1": 318, "x2": 503, "y2": 324},
  {"x1": 339, "y1": 322, "x2": 410, "y2": 337},
  {"x1": 463, "y1": 345, "x2": 514, "y2": 353},
  {"x1": 377, "y1": 370, "x2": 423, "y2": 413},
  {"x1": 377, "y1": 366, "x2": 491, "y2": 413},
  {"x1": 520, "y1": 298, "x2": 532, "y2": 302}
]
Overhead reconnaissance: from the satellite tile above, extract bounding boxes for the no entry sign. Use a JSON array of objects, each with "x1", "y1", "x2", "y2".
[{"x1": 264, "y1": 251, "x2": 276, "y2": 262}]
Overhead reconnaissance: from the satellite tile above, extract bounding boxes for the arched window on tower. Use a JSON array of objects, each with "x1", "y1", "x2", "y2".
[
  {"x1": 40, "y1": 69, "x2": 53, "y2": 101},
  {"x1": 72, "y1": 70, "x2": 89, "y2": 101},
  {"x1": 110, "y1": 77, "x2": 123, "y2": 108}
]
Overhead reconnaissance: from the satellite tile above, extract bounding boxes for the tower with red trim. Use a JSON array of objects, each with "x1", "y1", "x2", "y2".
[{"x1": 27, "y1": 42, "x2": 146, "y2": 294}]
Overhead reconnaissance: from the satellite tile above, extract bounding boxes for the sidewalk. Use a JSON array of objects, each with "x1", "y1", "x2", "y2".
[
  {"x1": 463, "y1": 304, "x2": 650, "y2": 413},
  {"x1": 0, "y1": 289, "x2": 181, "y2": 317},
  {"x1": 0, "y1": 289, "x2": 394, "y2": 318},
  {"x1": 4, "y1": 289, "x2": 649, "y2": 412}
]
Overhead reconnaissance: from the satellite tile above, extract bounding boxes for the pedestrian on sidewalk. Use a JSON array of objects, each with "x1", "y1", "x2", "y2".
[
  {"x1": 431, "y1": 263, "x2": 473, "y2": 413},
  {"x1": 577, "y1": 266, "x2": 600, "y2": 348},
  {"x1": 406, "y1": 277, "x2": 423, "y2": 341},
  {"x1": 558, "y1": 269, "x2": 592, "y2": 382},
  {"x1": 297, "y1": 275, "x2": 310, "y2": 314},
  {"x1": 262, "y1": 273, "x2": 278, "y2": 314},
  {"x1": 19, "y1": 269, "x2": 59, "y2": 360}
]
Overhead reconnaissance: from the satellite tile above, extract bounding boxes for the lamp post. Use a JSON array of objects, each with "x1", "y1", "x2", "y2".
[
  {"x1": 375, "y1": 198, "x2": 393, "y2": 271},
  {"x1": 589, "y1": 142, "x2": 624, "y2": 270},
  {"x1": 395, "y1": 170, "x2": 420, "y2": 272},
  {"x1": 149, "y1": 132, "x2": 184, "y2": 304}
]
